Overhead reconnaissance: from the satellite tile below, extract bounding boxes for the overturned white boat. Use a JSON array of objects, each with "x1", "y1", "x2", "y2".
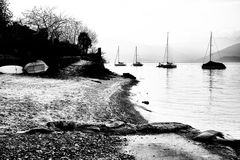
[
  {"x1": 0, "y1": 65, "x2": 23, "y2": 74},
  {"x1": 24, "y1": 60, "x2": 48, "y2": 74}
]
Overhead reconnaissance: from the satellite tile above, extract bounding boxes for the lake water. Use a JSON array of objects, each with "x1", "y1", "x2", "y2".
[{"x1": 106, "y1": 63, "x2": 240, "y2": 138}]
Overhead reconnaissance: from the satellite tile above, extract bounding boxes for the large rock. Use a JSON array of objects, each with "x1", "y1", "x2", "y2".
[
  {"x1": 142, "y1": 101, "x2": 149, "y2": 105},
  {"x1": 46, "y1": 121, "x2": 76, "y2": 131},
  {"x1": 194, "y1": 130, "x2": 224, "y2": 142},
  {"x1": 194, "y1": 130, "x2": 240, "y2": 148},
  {"x1": 109, "y1": 124, "x2": 137, "y2": 135},
  {"x1": 18, "y1": 121, "x2": 193, "y2": 136},
  {"x1": 136, "y1": 122, "x2": 193, "y2": 134},
  {"x1": 122, "y1": 73, "x2": 136, "y2": 80}
]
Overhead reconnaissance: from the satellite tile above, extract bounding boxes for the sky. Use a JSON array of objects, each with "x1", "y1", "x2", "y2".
[{"x1": 9, "y1": 0, "x2": 240, "y2": 62}]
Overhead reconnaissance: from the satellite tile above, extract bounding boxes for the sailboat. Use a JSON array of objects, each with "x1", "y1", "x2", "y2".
[
  {"x1": 157, "y1": 32, "x2": 177, "y2": 68},
  {"x1": 133, "y1": 46, "x2": 143, "y2": 66},
  {"x1": 114, "y1": 46, "x2": 126, "y2": 66},
  {"x1": 202, "y1": 32, "x2": 226, "y2": 70}
]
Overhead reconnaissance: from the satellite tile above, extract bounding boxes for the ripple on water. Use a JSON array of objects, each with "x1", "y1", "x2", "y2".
[{"x1": 106, "y1": 63, "x2": 240, "y2": 138}]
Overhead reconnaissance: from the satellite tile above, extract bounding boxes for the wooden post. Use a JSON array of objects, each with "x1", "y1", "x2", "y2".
[{"x1": 97, "y1": 48, "x2": 101, "y2": 55}]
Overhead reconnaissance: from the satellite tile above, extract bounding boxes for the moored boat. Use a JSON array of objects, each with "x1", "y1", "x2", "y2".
[
  {"x1": 133, "y1": 46, "x2": 143, "y2": 66},
  {"x1": 114, "y1": 46, "x2": 126, "y2": 66},
  {"x1": 157, "y1": 32, "x2": 177, "y2": 69},
  {"x1": 202, "y1": 32, "x2": 226, "y2": 70}
]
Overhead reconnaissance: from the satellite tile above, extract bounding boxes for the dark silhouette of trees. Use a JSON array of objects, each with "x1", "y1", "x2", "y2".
[
  {"x1": 21, "y1": 7, "x2": 68, "y2": 41},
  {"x1": 78, "y1": 32, "x2": 92, "y2": 54},
  {"x1": 0, "y1": 0, "x2": 12, "y2": 56},
  {"x1": 0, "y1": 3, "x2": 103, "y2": 71},
  {"x1": 81, "y1": 26, "x2": 98, "y2": 47},
  {"x1": 0, "y1": 0, "x2": 12, "y2": 28},
  {"x1": 20, "y1": 6, "x2": 98, "y2": 48}
]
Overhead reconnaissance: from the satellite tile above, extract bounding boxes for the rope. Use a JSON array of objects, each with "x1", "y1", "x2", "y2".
[
  {"x1": 203, "y1": 42, "x2": 210, "y2": 63},
  {"x1": 163, "y1": 45, "x2": 167, "y2": 63}
]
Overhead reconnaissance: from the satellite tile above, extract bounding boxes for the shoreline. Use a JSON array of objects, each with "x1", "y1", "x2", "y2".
[
  {"x1": 117, "y1": 75, "x2": 240, "y2": 159},
  {"x1": 0, "y1": 72, "x2": 239, "y2": 159},
  {"x1": 109, "y1": 79, "x2": 148, "y2": 125}
]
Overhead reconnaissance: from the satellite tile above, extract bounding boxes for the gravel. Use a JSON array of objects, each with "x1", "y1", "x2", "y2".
[{"x1": 0, "y1": 132, "x2": 134, "y2": 160}]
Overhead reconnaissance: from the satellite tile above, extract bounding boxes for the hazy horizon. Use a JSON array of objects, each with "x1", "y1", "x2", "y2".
[{"x1": 10, "y1": 0, "x2": 240, "y2": 62}]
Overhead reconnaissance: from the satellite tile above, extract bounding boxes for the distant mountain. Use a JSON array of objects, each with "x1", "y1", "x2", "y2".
[
  {"x1": 103, "y1": 36, "x2": 240, "y2": 63},
  {"x1": 196, "y1": 43, "x2": 240, "y2": 62},
  {"x1": 219, "y1": 56, "x2": 240, "y2": 62},
  {"x1": 216, "y1": 43, "x2": 240, "y2": 57}
]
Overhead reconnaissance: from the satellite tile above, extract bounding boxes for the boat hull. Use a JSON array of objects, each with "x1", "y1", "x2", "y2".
[
  {"x1": 133, "y1": 63, "x2": 143, "y2": 66},
  {"x1": 115, "y1": 62, "x2": 126, "y2": 66},
  {"x1": 0, "y1": 65, "x2": 23, "y2": 74},
  {"x1": 24, "y1": 60, "x2": 48, "y2": 74},
  {"x1": 202, "y1": 61, "x2": 226, "y2": 70},
  {"x1": 157, "y1": 63, "x2": 177, "y2": 68}
]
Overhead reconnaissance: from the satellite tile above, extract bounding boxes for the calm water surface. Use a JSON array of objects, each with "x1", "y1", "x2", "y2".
[{"x1": 106, "y1": 63, "x2": 240, "y2": 138}]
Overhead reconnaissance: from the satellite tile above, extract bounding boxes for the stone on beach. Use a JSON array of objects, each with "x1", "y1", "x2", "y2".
[
  {"x1": 105, "y1": 120, "x2": 126, "y2": 128},
  {"x1": 142, "y1": 101, "x2": 149, "y2": 105},
  {"x1": 194, "y1": 130, "x2": 225, "y2": 142},
  {"x1": 194, "y1": 130, "x2": 240, "y2": 148},
  {"x1": 17, "y1": 128, "x2": 54, "y2": 134}
]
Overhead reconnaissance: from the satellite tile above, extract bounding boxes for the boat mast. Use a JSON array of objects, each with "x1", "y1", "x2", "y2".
[
  {"x1": 135, "y1": 46, "x2": 138, "y2": 63},
  {"x1": 210, "y1": 32, "x2": 212, "y2": 61},
  {"x1": 117, "y1": 46, "x2": 120, "y2": 63},
  {"x1": 166, "y1": 32, "x2": 169, "y2": 63},
  {"x1": 114, "y1": 46, "x2": 119, "y2": 64}
]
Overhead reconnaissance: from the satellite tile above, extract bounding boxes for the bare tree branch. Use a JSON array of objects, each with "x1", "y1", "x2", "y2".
[
  {"x1": 21, "y1": 6, "x2": 68, "y2": 40},
  {"x1": 20, "y1": 6, "x2": 98, "y2": 46}
]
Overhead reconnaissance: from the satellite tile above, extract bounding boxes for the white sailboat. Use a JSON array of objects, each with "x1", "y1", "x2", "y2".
[
  {"x1": 202, "y1": 32, "x2": 226, "y2": 69},
  {"x1": 133, "y1": 46, "x2": 143, "y2": 66},
  {"x1": 157, "y1": 32, "x2": 177, "y2": 69},
  {"x1": 114, "y1": 46, "x2": 126, "y2": 66}
]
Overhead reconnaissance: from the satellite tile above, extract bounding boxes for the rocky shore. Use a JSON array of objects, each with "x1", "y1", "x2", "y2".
[
  {"x1": 0, "y1": 65, "x2": 239, "y2": 159},
  {"x1": 0, "y1": 69, "x2": 142, "y2": 159}
]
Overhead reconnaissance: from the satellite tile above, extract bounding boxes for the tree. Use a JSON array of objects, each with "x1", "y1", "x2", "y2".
[
  {"x1": 20, "y1": 6, "x2": 98, "y2": 47},
  {"x1": 51, "y1": 18, "x2": 98, "y2": 46},
  {"x1": 0, "y1": 0, "x2": 12, "y2": 28},
  {"x1": 81, "y1": 26, "x2": 98, "y2": 47},
  {"x1": 21, "y1": 7, "x2": 68, "y2": 41},
  {"x1": 78, "y1": 32, "x2": 92, "y2": 54},
  {"x1": 60, "y1": 18, "x2": 82, "y2": 44}
]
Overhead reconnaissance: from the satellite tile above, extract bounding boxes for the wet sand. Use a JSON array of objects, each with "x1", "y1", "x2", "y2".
[{"x1": 122, "y1": 134, "x2": 221, "y2": 160}]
